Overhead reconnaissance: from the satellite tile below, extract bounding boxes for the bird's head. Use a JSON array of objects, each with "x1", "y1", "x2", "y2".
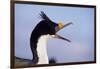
[{"x1": 40, "y1": 11, "x2": 72, "y2": 42}]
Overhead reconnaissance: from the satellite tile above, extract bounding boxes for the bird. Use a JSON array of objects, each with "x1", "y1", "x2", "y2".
[{"x1": 30, "y1": 11, "x2": 72, "y2": 64}]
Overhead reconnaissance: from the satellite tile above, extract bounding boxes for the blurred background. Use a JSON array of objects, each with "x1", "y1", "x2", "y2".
[{"x1": 15, "y1": 3, "x2": 94, "y2": 63}]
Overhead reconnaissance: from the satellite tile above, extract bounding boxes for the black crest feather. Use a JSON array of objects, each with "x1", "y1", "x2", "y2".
[{"x1": 40, "y1": 11, "x2": 51, "y2": 22}]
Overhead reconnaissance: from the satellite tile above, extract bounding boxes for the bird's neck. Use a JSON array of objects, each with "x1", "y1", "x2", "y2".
[{"x1": 37, "y1": 34, "x2": 50, "y2": 64}]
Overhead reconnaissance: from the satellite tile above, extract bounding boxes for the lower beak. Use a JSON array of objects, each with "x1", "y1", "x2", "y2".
[
  {"x1": 54, "y1": 34, "x2": 71, "y2": 42},
  {"x1": 54, "y1": 22, "x2": 72, "y2": 42}
]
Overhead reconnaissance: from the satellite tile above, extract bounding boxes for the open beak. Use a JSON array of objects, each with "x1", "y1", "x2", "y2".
[{"x1": 54, "y1": 22, "x2": 72, "y2": 42}]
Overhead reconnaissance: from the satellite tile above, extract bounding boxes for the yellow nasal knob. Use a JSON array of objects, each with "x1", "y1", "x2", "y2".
[{"x1": 58, "y1": 23, "x2": 64, "y2": 29}]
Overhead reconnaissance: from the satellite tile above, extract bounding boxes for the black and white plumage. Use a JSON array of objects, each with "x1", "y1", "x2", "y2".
[
  {"x1": 15, "y1": 11, "x2": 72, "y2": 67},
  {"x1": 14, "y1": 12, "x2": 72, "y2": 67}
]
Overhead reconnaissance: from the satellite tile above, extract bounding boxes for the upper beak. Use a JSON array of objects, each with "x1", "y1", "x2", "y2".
[
  {"x1": 60, "y1": 22, "x2": 72, "y2": 29},
  {"x1": 54, "y1": 22, "x2": 72, "y2": 42},
  {"x1": 56, "y1": 22, "x2": 73, "y2": 32}
]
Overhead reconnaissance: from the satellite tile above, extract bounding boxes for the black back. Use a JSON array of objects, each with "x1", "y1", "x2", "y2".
[{"x1": 30, "y1": 11, "x2": 58, "y2": 64}]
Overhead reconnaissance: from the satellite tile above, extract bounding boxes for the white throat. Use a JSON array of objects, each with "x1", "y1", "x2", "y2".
[{"x1": 37, "y1": 34, "x2": 51, "y2": 64}]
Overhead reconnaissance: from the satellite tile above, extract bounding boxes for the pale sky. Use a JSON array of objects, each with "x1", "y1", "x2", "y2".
[{"x1": 15, "y1": 3, "x2": 95, "y2": 63}]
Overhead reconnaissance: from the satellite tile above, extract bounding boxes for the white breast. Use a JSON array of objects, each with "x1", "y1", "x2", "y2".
[{"x1": 37, "y1": 34, "x2": 51, "y2": 64}]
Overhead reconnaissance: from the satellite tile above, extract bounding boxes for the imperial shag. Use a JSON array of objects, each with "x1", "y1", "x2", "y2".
[{"x1": 30, "y1": 11, "x2": 72, "y2": 64}]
